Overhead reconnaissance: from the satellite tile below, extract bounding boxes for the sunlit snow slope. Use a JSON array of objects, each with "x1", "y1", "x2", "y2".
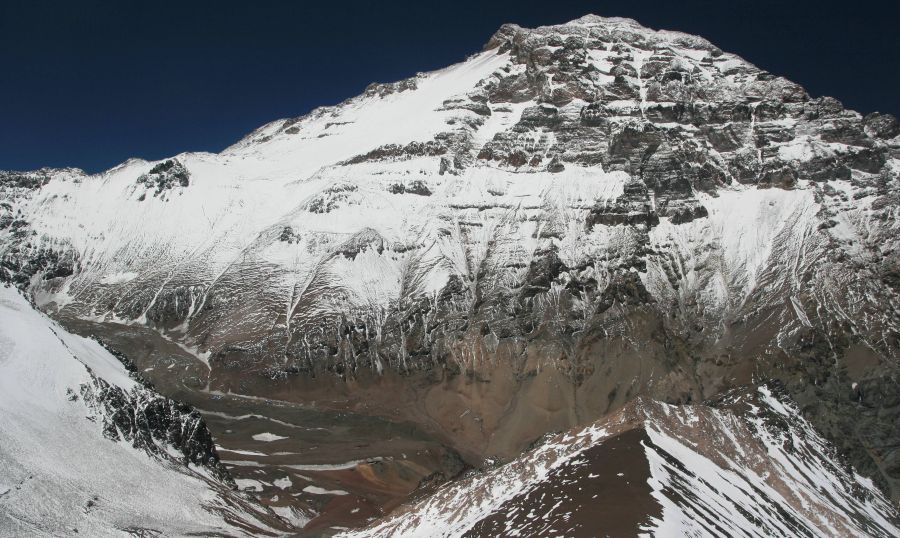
[{"x1": 0, "y1": 285, "x2": 285, "y2": 537}]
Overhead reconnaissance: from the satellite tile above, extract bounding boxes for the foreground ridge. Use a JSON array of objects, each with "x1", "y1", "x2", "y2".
[
  {"x1": 0, "y1": 286, "x2": 293, "y2": 536},
  {"x1": 340, "y1": 386, "x2": 900, "y2": 537}
]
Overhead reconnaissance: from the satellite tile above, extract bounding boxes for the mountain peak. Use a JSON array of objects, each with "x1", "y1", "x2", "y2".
[
  {"x1": 485, "y1": 14, "x2": 721, "y2": 56},
  {"x1": 2, "y1": 12, "x2": 899, "y2": 533}
]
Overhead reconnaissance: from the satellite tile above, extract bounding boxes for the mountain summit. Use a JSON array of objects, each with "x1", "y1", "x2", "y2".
[{"x1": 1, "y1": 14, "x2": 898, "y2": 535}]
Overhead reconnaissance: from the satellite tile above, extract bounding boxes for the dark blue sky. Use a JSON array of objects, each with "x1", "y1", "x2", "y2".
[{"x1": 2, "y1": 0, "x2": 898, "y2": 173}]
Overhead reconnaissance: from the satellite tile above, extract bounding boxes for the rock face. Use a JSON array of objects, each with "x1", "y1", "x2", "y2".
[
  {"x1": 1, "y1": 14, "x2": 899, "y2": 503},
  {"x1": 135, "y1": 159, "x2": 190, "y2": 200},
  {"x1": 79, "y1": 354, "x2": 232, "y2": 484}
]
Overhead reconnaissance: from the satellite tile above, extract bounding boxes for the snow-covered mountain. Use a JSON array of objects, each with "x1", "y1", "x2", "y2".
[
  {"x1": 1, "y1": 13, "x2": 899, "y2": 532},
  {"x1": 0, "y1": 285, "x2": 291, "y2": 536},
  {"x1": 339, "y1": 386, "x2": 900, "y2": 537}
]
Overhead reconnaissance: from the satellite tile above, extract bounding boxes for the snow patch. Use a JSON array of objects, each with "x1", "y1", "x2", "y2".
[{"x1": 252, "y1": 432, "x2": 288, "y2": 442}]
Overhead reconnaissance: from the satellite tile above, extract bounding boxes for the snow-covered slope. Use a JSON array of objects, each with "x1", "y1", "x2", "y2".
[
  {"x1": 7, "y1": 16, "x2": 896, "y2": 358},
  {"x1": 0, "y1": 285, "x2": 288, "y2": 536},
  {"x1": 338, "y1": 386, "x2": 900, "y2": 537},
  {"x1": 1, "y1": 13, "x2": 899, "y2": 503}
]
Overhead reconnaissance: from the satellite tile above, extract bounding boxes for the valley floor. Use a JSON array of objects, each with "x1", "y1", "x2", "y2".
[{"x1": 61, "y1": 318, "x2": 462, "y2": 535}]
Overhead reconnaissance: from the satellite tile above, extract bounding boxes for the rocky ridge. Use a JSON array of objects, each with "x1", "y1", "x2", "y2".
[
  {"x1": 339, "y1": 385, "x2": 900, "y2": 537},
  {"x1": 77, "y1": 353, "x2": 233, "y2": 484}
]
